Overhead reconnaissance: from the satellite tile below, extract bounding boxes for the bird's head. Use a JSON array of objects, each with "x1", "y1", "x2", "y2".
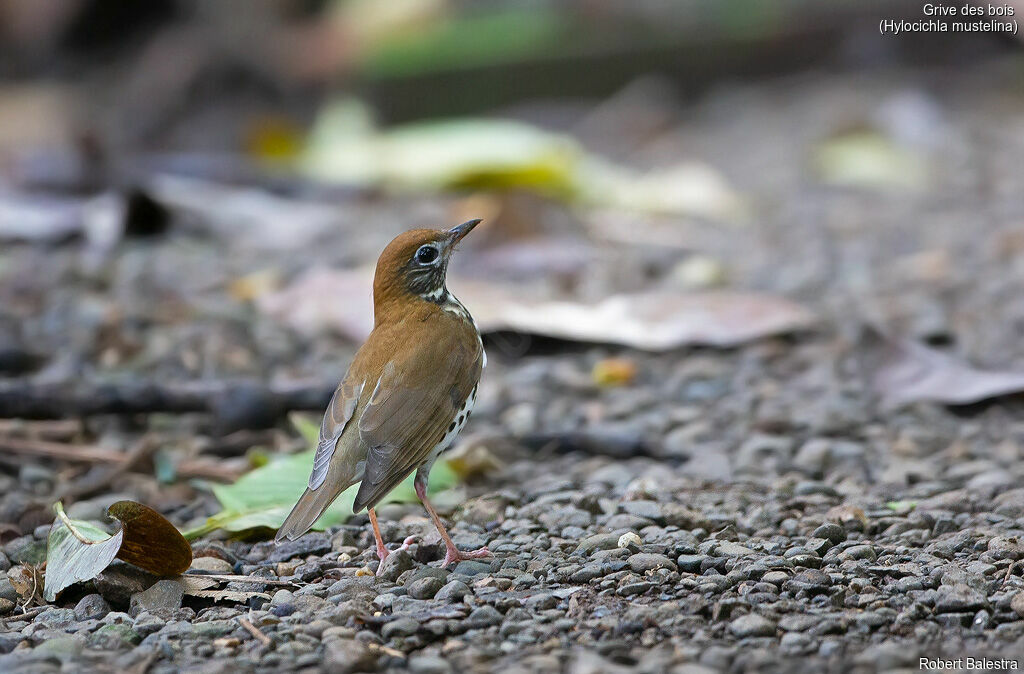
[{"x1": 372, "y1": 219, "x2": 481, "y2": 318}]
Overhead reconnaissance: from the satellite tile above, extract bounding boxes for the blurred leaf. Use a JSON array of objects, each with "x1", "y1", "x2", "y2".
[
  {"x1": 814, "y1": 131, "x2": 927, "y2": 191},
  {"x1": 358, "y1": 6, "x2": 568, "y2": 78},
  {"x1": 44, "y1": 503, "x2": 122, "y2": 602},
  {"x1": 445, "y1": 442, "x2": 504, "y2": 481},
  {"x1": 44, "y1": 501, "x2": 192, "y2": 602},
  {"x1": 861, "y1": 326, "x2": 1024, "y2": 409},
  {"x1": 301, "y1": 101, "x2": 743, "y2": 220},
  {"x1": 592, "y1": 358, "x2": 637, "y2": 387},
  {"x1": 886, "y1": 500, "x2": 917, "y2": 513},
  {"x1": 472, "y1": 289, "x2": 816, "y2": 351},
  {"x1": 304, "y1": 112, "x2": 579, "y2": 198},
  {"x1": 581, "y1": 161, "x2": 746, "y2": 221},
  {"x1": 289, "y1": 412, "x2": 321, "y2": 446},
  {"x1": 182, "y1": 442, "x2": 459, "y2": 541},
  {"x1": 244, "y1": 117, "x2": 304, "y2": 163},
  {"x1": 228, "y1": 269, "x2": 282, "y2": 303},
  {"x1": 261, "y1": 272, "x2": 809, "y2": 351}
]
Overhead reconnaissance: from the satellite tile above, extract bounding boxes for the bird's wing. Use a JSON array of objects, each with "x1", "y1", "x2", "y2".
[
  {"x1": 351, "y1": 336, "x2": 482, "y2": 511},
  {"x1": 307, "y1": 374, "x2": 363, "y2": 490}
]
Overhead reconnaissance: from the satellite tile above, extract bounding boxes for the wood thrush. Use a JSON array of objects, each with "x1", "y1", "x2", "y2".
[{"x1": 275, "y1": 219, "x2": 490, "y2": 568}]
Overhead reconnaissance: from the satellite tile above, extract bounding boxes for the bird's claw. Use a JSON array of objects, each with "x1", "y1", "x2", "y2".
[
  {"x1": 375, "y1": 536, "x2": 417, "y2": 571},
  {"x1": 442, "y1": 545, "x2": 491, "y2": 568}
]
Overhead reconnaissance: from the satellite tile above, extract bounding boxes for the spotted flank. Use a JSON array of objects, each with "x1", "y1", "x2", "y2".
[{"x1": 423, "y1": 383, "x2": 477, "y2": 470}]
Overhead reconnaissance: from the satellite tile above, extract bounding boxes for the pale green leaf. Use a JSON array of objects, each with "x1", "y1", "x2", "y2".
[
  {"x1": 182, "y1": 449, "x2": 459, "y2": 540},
  {"x1": 44, "y1": 503, "x2": 121, "y2": 602},
  {"x1": 815, "y1": 131, "x2": 928, "y2": 191}
]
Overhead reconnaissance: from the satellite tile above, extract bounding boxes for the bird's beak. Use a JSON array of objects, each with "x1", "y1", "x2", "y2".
[{"x1": 445, "y1": 219, "x2": 481, "y2": 246}]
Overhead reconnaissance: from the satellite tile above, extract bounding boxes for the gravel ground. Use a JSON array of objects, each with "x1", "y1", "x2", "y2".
[{"x1": 3, "y1": 61, "x2": 1024, "y2": 673}]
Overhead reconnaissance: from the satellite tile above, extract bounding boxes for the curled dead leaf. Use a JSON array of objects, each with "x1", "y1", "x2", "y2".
[
  {"x1": 107, "y1": 501, "x2": 192, "y2": 577},
  {"x1": 8, "y1": 565, "x2": 44, "y2": 607},
  {"x1": 44, "y1": 501, "x2": 192, "y2": 602},
  {"x1": 861, "y1": 326, "x2": 1024, "y2": 409}
]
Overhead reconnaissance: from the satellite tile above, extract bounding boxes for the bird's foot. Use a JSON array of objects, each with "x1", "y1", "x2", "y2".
[
  {"x1": 375, "y1": 535, "x2": 416, "y2": 569},
  {"x1": 442, "y1": 545, "x2": 491, "y2": 568}
]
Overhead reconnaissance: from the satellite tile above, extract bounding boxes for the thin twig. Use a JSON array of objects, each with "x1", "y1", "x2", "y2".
[
  {"x1": 1005, "y1": 560, "x2": 1019, "y2": 583},
  {"x1": 0, "y1": 605, "x2": 47, "y2": 626},
  {"x1": 0, "y1": 436, "x2": 244, "y2": 482},
  {"x1": 238, "y1": 617, "x2": 272, "y2": 647},
  {"x1": 183, "y1": 572, "x2": 297, "y2": 586},
  {"x1": 58, "y1": 437, "x2": 157, "y2": 500}
]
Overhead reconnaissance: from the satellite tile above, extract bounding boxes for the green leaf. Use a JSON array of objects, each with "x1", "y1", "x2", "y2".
[
  {"x1": 289, "y1": 412, "x2": 321, "y2": 446},
  {"x1": 182, "y1": 448, "x2": 459, "y2": 540},
  {"x1": 885, "y1": 500, "x2": 917, "y2": 513},
  {"x1": 44, "y1": 503, "x2": 122, "y2": 602},
  {"x1": 814, "y1": 131, "x2": 928, "y2": 191}
]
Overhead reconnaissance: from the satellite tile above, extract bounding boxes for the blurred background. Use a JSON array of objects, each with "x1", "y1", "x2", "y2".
[
  {"x1": 5, "y1": 0, "x2": 1024, "y2": 669},
  {"x1": 2, "y1": 0, "x2": 1024, "y2": 561}
]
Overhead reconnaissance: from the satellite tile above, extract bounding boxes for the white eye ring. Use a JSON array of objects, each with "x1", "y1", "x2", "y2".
[{"x1": 416, "y1": 245, "x2": 439, "y2": 264}]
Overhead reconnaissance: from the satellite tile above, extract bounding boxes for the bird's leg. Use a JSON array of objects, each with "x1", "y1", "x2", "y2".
[
  {"x1": 367, "y1": 508, "x2": 414, "y2": 569},
  {"x1": 414, "y1": 469, "x2": 491, "y2": 568},
  {"x1": 367, "y1": 508, "x2": 389, "y2": 563}
]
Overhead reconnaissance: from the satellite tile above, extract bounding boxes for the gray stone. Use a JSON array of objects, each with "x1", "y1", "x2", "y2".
[
  {"x1": 785, "y1": 569, "x2": 831, "y2": 594},
  {"x1": 935, "y1": 584, "x2": 987, "y2": 613},
  {"x1": 409, "y1": 654, "x2": 453, "y2": 674},
  {"x1": 88, "y1": 623, "x2": 141, "y2": 649},
  {"x1": 35, "y1": 607, "x2": 76, "y2": 628},
  {"x1": 842, "y1": 545, "x2": 877, "y2": 561},
  {"x1": 6, "y1": 538, "x2": 46, "y2": 565},
  {"x1": 627, "y1": 553, "x2": 677, "y2": 573},
  {"x1": 323, "y1": 637, "x2": 378, "y2": 673},
  {"x1": 381, "y1": 617, "x2": 419, "y2": 640},
  {"x1": 575, "y1": 533, "x2": 620, "y2": 555},
  {"x1": 267, "y1": 533, "x2": 332, "y2": 563},
  {"x1": 32, "y1": 636, "x2": 83, "y2": 661},
  {"x1": 129, "y1": 579, "x2": 184, "y2": 617},
  {"x1": 812, "y1": 522, "x2": 846, "y2": 544},
  {"x1": 0, "y1": 573, "x2": 15, "y2": 598},
  {"x1": 377, "y1": 550, "x2": 414, "y2": 582},
  {"x1": 621, "y1": 500, "x2": 664, "y2": 523},
  {"x1": 452, "y1": 560, "x2": 491, "y2": 576},
  {"x1": 729, "y1": 613, "x2": 776, "y2": 638},
  {"x1": 465, "y1": 605, "x2": 503, "y2": 628},
  {"x1": 435, "y1": 580, "x2": 470, "y2": 602},
  {"x1": 73, "y1": 594, "x2": 111, "y2": 621},
  {"x1": 132, "y1": 611, "x2": 167, "y2": 637},
  {"x1": 714, "y1": 542, "x2": 756, "y2": 557},
  {"x1": 407, "y1": 576, "x2": 444, "y2": 600},
  {"x1": 676, "y1": 555, "x2": 706, "y2": 573}
]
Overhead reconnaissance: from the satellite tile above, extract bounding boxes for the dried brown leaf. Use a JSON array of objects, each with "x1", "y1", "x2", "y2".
[
  {"x1": 261, "y1": 269, "x2": 815, "y2": 351},
  {"x1": 862, "y1": 326, "x2": 1024, "y2": 409},
  {"x1": 107, "y1": 501, "x2": 192, "y2": 577}
]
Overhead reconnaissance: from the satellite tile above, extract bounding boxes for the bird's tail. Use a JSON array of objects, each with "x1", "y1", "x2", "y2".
[{"x1": 275, "y1": 486, "x2": 337, "y2": 543}]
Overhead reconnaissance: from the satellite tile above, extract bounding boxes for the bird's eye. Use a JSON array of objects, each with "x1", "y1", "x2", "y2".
[{"x1": 415, "y1": 245, "x2": 439, "y2": 264}]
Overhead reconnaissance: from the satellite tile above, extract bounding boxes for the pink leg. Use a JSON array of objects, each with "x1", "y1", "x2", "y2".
[
  {"x1": 367, "y1": 508, "x2": 413, "y2": 570},
  {"x1": 414, "y1": 475, "x2": 491, "y2": 568}
]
